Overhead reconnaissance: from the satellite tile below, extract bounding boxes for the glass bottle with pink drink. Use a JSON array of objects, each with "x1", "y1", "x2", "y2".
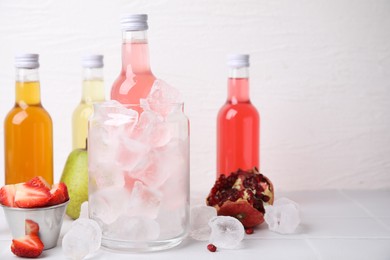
[
  {"x1": 217, "y1": 54, "x2": 260, "y2": 178},
  {"x1": 111, "y1": 14, "x2": 156, "y2": 104}
]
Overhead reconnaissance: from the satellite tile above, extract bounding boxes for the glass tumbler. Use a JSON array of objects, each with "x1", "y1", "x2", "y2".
[{"x1": 88, "y1": 101, "x2": 189, "y2": 252}]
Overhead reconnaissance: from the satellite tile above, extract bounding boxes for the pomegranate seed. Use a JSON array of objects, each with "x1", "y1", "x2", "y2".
[
  {"x1": 245, "y1": 228, "x2": 254, "y2": 234},
  {"x1": 207, "y1": 244, "x2": 217, "y2": 252}
]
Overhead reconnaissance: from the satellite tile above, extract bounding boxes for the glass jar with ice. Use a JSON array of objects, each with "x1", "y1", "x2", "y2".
[{"x1": 88, "y1": 80, "x2": 189, "y2": 252}]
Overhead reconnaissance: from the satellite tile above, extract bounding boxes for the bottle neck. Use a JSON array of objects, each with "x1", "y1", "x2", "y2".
[
  {"x1": 122, "y1": 30, "x2": 152, "y2": 75},
  {"x1": 227, "y1": 67, "x2": 250, "y2": 103},
  {"x1": 15, "y1": 68, "x2": 41, "y2": 105},
  {"x1": 82, "y1": 67, "x2": 105, "y2": 103}
]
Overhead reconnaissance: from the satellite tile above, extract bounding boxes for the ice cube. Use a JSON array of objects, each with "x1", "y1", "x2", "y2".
[
  {"x1": 92, "y1": 101, "x2": 139, "y2": 142},
  {"x1": 149, "y1": 79, "x2": 182, "y2": 103},
  {"x1": 79, "y1": 201, "x2": 89, "y2": 219},
  {"x1": 149, "y1": 121, "x2": 171, "y2": 148},
  {"x1": 190, "y1": 205, "x2": 217, "y2": 241},
  {"x1": 126, "y1": 181, "x2": 162, "y2": 219},
  {"x1": 94, "y1": 100, "x2": 137, "y2": 121},
  {"x1": 89, "y1": 187, "x2": 129, "y2": 225},
  {"x1": 264, "y1": 198, "x2": 300, "y2": 234},
  {"x1": 104, "y1": 111, "x2": 138, "y2": 126},
  {"x1": 88, "y1": 124, "x2": 125, "y2": 190},
  {"x1": 208, "y1": 216, "x2": 245, "y2": 249},
  {"x1": 165, "y1": 108, "x2": 189, "y2": 141},
  {"x1": 156, "y1": 139, "x2": 189, "y2": 209},
  {"x1": 131, "y1": 110, "x2": 171, "y2": 147},
  {"x1": 92, "y1": 100, "x2": 118, "y2": 119},
  {"x1": 127, "y1": 151, "x2": 170, "y2": 188},
  {"x1": 88, "y1": 124, "x2": 118, "y2": 166},
  {"x1": 141, "y1": 79, "x2": 182, "y2": 117},
  {"x1": 156, "y1": 206, "x2": 186, "y2": 239},
  {"x1": 117, "y1": 137, "x2": 150, "y2": 172},
  {"x1": 106, "y1": 216, "x2": 160, "y2": 241},
  {"x1": 89, "y1": 161, "x2": 124, "y2": 190},
  {"x1": 62, "y1": 231, "x2": 90, "y2": 260},
  {"x1": 131, "y1": 110, "x2": 159, "y2": 140},
  {"x1": 71, "y1": 219, "x2": 102, "y2": 252},
  {"x1": 62, "y1": 218, "x2": 102, "y2": 260}
]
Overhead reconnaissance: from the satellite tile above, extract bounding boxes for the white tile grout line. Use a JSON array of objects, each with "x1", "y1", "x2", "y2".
[
  {"x1": 303, "y1": 238, "x2": 323, "y2": 260},
  {"x1": 338, "y1": 189, "x2": 390, "y2": 233}
]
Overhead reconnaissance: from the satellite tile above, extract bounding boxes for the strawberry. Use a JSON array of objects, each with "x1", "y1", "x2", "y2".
[
  {"x1": 14, "y1": 183, "x2": 51, "y2": 208},
  {"x1": 47, "y1": 183, "x2": 69, "y2": 206},
  {"x1": 0, "y1": 184, "x2": 16, "y2": 207},
  {"x1": 26, "y1": 176, "x2": 51, "y2": 190},
  {"x1": 11, "y1": 234, "x2": 44, "y2": 258},
  {"x1": 25, "y1": 219, "x2": 40, "y2": 236}
]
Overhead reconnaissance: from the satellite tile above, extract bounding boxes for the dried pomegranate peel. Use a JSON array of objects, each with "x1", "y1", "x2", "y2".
[{"x1": 206, "y1": 168, "x2": 274, "y2": 228}]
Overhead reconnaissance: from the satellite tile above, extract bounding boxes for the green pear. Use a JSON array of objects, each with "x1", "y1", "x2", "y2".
[{"x1": 60, "y1": 148, "x2": 88, "y2": 219}]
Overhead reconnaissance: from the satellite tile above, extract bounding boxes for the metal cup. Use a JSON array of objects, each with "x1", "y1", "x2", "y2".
[{"x1": 1, "y1": 200, "x2": 69, "y2": 250}]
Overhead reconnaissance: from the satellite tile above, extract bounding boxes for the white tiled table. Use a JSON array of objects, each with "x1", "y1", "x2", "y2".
[{"x1": 1, "y1": 190, "x2": 390, "y2": 259}]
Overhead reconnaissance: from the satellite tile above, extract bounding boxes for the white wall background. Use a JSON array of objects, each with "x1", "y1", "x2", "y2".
[{"x1": 0, "y1": 0, "x2": 389, "y2": 192}]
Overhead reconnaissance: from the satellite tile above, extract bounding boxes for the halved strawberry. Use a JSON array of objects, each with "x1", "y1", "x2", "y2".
[
  {"x1": 14, "y1": 183, "x2": 51, "y2": 208},
  {"x1": 26, "y1": 176, "x2": 51, "y2": 190},
  {"x1": 0, "y1": 184, "x2": 16, "y2": 207},
  {"x1": 47, "y1": 183, "x2": 69, "y2": 206},
  {"x1": 11, "y1": 234, "x2": 44, "y2": 258},
  {"x1": 25, "y1": 219, "x2": 39, "y2": 236}
]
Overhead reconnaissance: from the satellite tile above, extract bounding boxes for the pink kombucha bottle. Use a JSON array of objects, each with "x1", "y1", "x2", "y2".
[
  {"x1": 111, "y1": 14, "x2": 156, "y2": 104},
  {"x1": 217, "y1": 54, "x2": 260, "y2": 178}
]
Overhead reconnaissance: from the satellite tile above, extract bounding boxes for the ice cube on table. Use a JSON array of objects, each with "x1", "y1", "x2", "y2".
[
  {"x1": 62, "y1": 232, "x2": 90, "y2": 260},
  {"x1": 208, "y1": 216, "x2": 245, "y2": 249},
  {"x1": 126, "y1": 181, "x2": 162, "y2": 219},
  {"x1": 264, "y1": 197, "x2": 300, "y2": 234},
  {"x1": 62, "y1": 218, "x2": 102, "y2": 260},
  {"x1": 71, "y1": 219, "x2": 102, "y2": 252},
  {"x1": 106, "y1": 216, "x2": 160, "y2": 241},
  {"x1": 190, "y1": 205, "x2": 217, "y2": 241},
  {"x1": 79, "y1": 201, "x2": 89, "y2": 219},
  {"x1": 89, "y1": 187, "x2": 129, "y2": 225}
]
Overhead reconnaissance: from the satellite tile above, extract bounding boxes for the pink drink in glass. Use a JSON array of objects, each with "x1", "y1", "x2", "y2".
[
  {"x1": 111, "y1": 42, "x2": 156, "y2": 104},
  {"x1": 217, "y1": 55, "x2": 260, "y2": 177},
  {"x1": 111, "y1": 27, "x2": 156, "y2": 105}
]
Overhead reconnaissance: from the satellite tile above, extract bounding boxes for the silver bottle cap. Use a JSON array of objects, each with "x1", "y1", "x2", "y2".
[
  {"x1": 15, "y1": 53, "x2": 39, "y2": 69},
  {"x1": 82, "y1": 54, "x2": 104, "y2": 68},
  {"x1": 121, "y1": 14, "x2": 148, "y2": 31},
  {"x1": 227, "y1": 54, "x2": 250, "y2": 68}
]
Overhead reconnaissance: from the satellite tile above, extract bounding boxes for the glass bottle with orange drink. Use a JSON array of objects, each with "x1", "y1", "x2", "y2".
[{"x1": 4, "y1": 54, "x2": 54, "y2": 184}]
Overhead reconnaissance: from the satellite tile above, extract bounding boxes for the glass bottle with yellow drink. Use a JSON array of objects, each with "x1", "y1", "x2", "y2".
[{"x1": 72, "y1": 55, "x2": 105, "y2": 150}]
